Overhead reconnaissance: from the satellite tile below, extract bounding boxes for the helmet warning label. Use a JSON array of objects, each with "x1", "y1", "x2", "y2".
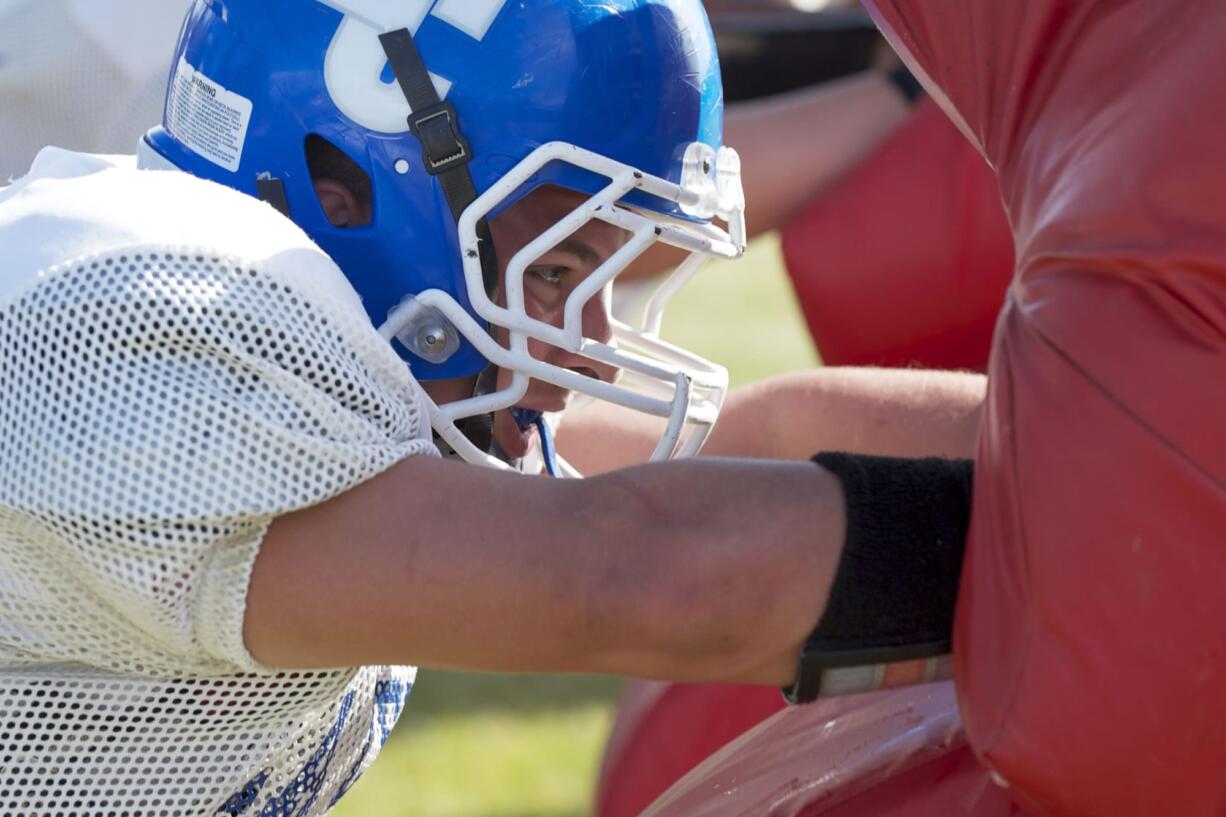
[{"x1": 165, "y1": 56, "x2": 253, "y2": 172}]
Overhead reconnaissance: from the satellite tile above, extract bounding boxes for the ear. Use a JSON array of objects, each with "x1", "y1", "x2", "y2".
[{"x1": 314, "y1": 178, "x2": 367, "y2": 227}]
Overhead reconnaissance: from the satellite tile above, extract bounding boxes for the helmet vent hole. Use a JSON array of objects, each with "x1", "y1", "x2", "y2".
[{"x1": 305, "y1": 134, "x2": 374, "y2": 228}]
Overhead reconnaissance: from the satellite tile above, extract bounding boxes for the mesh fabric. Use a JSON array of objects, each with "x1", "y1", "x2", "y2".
[{"x1": 0, "y1": 156, "x2": 438, "y2": 815}]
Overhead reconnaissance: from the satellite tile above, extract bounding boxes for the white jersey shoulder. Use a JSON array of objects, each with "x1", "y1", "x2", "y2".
[
  {"x1": 0, "y1": 147, "x2": 359, "y2": 310},
  {"x1": 0, "y1": 149, "x2": 434, "y2": 816}
]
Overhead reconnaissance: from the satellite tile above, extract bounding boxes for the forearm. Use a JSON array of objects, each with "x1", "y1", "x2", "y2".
[
  {"x1": 577, "y1": 458, "x2": 843, "y2": 685},
  {"x1": 712, "y1": 367, "x2": 985, "y2": 460},
  {"x1": 246, "y1": 454, "x2": 842, "y2": 685},
  {"x1": 560, "y1": 367, "x2": 986, "y2": 474}
]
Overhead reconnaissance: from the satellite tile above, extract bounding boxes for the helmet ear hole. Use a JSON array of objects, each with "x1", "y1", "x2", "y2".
[{"x1": 304, "y1": 134, "x2": 374, "y2": 227}]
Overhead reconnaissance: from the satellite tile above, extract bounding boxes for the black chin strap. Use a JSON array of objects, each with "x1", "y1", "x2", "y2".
[
  {"x1": 381, "y1": 28, "x2": 515, "y2": 464},
  {"x1": 378, "y1": 28, "x2": 500, "y2": 300},
  {"x1": 458, "y1": 366, "x2": 499, "y2": 455},
  {"x1": 256, "y1": 177, "x2": 292, "y2": 218}
]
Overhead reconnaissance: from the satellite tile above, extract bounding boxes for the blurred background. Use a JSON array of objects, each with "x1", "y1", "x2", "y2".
[{"x1": 703, "y1": 1, "x2": 878, "y2": 103}]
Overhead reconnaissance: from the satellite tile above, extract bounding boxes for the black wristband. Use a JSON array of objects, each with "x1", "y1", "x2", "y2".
[
  {"x1": 886, "y1": 63, "x2": 925, "y2": 106},
  {"x1": 784, "y1": 453, "x2": 973, "y2": 704}
]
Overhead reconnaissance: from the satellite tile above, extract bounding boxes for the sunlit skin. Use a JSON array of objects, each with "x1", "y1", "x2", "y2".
[
  {"x1": 317, "y1": 178, "x2": 625, "y2": 461},
  {"x1": 484, "y1": 186, "x2": 624, "y2": 458}
]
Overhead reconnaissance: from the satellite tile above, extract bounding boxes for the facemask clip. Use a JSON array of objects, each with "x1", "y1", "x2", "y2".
[{"x1": 387, "y1": 295, "x2": 461, "y2": 365}]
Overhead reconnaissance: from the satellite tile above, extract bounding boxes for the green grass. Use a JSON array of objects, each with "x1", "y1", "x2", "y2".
[
  {"x1": 663, "y1": 232, "x2": 820, "y2": 384},
  {"x1": 332, "y1": 233, "x2": 815, "y2": 817},
  {"x1": 333, "y1": 673, "x2": 622, "y2": 817}
]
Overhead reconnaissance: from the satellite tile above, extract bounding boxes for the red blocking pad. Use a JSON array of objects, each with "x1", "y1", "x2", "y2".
[
  {"x1": 638, "y1": 684, "x2": 1021, "y2": 817},
  {"x1": 781, "y1": 96, "x2": 1013, "y2": 371},
  {"x1": 865, "y1": 2, "x2": 1226, "y2": 815}
]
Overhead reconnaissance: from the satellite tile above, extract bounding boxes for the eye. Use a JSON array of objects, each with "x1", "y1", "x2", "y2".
[{"x1": 529, "y1": 266, "x2": 568, "y2": 286}]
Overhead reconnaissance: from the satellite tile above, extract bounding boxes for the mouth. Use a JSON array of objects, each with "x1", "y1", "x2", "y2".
[
  {"x1": 488, "y1": 373, "x2": 591, "y2": 462},
  {"x1": 492, "y1": 389, "x2": 573, "y2": 461}
]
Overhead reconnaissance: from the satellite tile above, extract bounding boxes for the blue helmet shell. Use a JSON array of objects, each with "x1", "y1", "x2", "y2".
[{"x1": 146, "y1": 0, "x2": 725, "y2": 379}]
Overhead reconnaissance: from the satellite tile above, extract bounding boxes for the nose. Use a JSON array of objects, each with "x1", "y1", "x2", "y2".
[
  {"x1": 580, "y1": 290, "x2": 614, "y2": 346},
  {"x1": 546, "y1": 292, "x2": 619, "y2": 384}
]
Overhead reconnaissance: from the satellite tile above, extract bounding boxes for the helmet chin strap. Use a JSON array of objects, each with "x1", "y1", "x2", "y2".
[
  {"x1": 381, "y1": 26, "x2": 531, "y2": 470},
  {"x1": 462, "y1": 365, "x2": 499, "y2": 454},
  {"x1": 378, "y1": 28, "x2": 500, "y2": 301}
]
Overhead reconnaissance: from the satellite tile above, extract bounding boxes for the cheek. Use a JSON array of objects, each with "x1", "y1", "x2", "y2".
[
  {"x1": 526, "y1": 335, "x2": 553, "y2": 362},
  {"x1": 489, "y1": 307, "x2": 556, "y2": 359},
  {"x1": 524, "y1": 282, "x2": 565, "y2": 322}
]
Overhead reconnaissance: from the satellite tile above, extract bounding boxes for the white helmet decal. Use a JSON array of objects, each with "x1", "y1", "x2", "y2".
[{"x1": 316, "y1": 0, "x2": 508, "y2": 133}]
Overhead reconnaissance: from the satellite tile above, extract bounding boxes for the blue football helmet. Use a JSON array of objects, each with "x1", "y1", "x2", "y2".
[{"x1": 142, "y1": 0, "x2": 745, "y2": 470}]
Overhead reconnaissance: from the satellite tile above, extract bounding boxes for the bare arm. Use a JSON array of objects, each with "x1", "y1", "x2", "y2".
[
  {"x1": 246, "y1": 454, "x2": 843, "y2": 686},
  {"x1": 559, "y1": 367, "x2": 986, "y2": 474},
  {"x1": 622, "y1": 70, "x2": 911, "y2": 282},
  {"x1": 245, "y1": 370, "x2": 978, "y2": 684}
]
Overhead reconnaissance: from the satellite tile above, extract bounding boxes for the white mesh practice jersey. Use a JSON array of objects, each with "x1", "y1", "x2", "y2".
[
  {"x1": 0, "y1": 0, "x2": 192, "y2": 181},
  {"x1": 0, "y1": 149, "x2": 440, "y2": 816}
]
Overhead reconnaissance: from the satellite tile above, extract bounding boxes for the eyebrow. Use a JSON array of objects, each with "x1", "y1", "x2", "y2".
[{"x1": 550, "y1": 237, "x2": 604, "y2": 269}]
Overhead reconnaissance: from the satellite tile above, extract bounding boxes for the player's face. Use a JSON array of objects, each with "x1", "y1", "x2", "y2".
[
  {"x1": 486, "y1": 185, "x2": 625, "y2": 459},
  {"x1": 316, "y1": 175, "x2": 625, "y2": 462}
]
